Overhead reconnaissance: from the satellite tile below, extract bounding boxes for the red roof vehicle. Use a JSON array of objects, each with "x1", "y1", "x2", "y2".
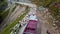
[{"x1": 23, "y1": 15, "x2": 38, "y2": 34}]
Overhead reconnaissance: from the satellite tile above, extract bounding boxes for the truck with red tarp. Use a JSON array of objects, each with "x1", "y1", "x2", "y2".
[{"x1": 23, "y1": 15, "x2": 38, "y2": 34}]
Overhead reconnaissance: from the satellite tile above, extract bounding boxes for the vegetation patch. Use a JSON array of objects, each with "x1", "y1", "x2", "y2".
[
  {"x1": 0, "y1": 8, "x2": 10, "y2": 23},
  {"x1": 11, "y1": 6, "x2": 17, "y2": 12},
  {"x1": 1, "y1": 9, "x2": 10, "y2": 19}
]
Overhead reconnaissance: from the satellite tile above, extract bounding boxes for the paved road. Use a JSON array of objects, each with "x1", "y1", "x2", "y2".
[
  {"x1": 12, "y1": 0, "x2": 31, "y2": 3},
  {"x1": 36, "y1": 10, "x2": 41, "y2": 34},
  {"x1": 11, "y1": 0, "x2": 36, "y2": 8},
  {"x1": 36, "y1": 9, "x2": 48, "y2": 34},
  {"x1": 9, "y1": 6, "x2": 26, "y2": 23},
  {"x1": 0, "y1": 6, "x2": 26, "y2": 31},
  {"x1": 36, "y1": 8, "x2": 51, "y2": 34}
]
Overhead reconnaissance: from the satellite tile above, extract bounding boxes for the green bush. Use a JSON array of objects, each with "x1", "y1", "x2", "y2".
[
  {"x1": 1, "y1": 9, "x2": 10, "y2": 19},
  {"x1": 11, "y1": 6, "x2": 16, "y2": 12}
]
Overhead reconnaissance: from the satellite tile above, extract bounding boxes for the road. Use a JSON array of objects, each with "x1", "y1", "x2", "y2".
[
  {"x1": 11, "y1": 0, "x2": 31, "y2": 3},
  {"x1": 36, "y1": 8, "x2": 59, "y2": 34},
  {"x1": 10, "y1": 0, "x2": 36, "y2": 8},
  {"x1": 0, "y1": 6, "x2": 26, "y2": 31},
  {"x1": 9, "y1": 6, "x2": 26, "y2": 23},
  {"x1": 36, "y1": 8, "x2": 49, "y2": 34}
]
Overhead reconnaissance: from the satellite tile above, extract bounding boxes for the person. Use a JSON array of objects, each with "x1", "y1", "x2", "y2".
[
  {"x1": 28, "y1": 15, "x2": 30, "y2": 17},
  {"x1": 46, "y1": 30, "x2": 50, "y2": 34},
  {"x1": 19, "y1": 24, "x2": 21, "y2": 28}
]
